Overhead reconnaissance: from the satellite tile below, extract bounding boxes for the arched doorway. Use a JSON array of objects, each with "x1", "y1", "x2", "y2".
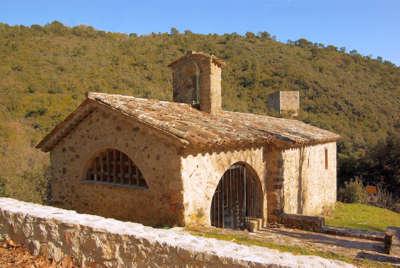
[{"x1": 210, "y1": 163, "x2": 263, "y2": 229}]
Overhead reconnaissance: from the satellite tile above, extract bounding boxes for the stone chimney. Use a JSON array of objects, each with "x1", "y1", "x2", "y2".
[
  {"x1": 267, "y1": 91, "x2": 300, "y2": 117},
  {"x1": 168, "y1": 51, "x2": 225, "y2": 115}
]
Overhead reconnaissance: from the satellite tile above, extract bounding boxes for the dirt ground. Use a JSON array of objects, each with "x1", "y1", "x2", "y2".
[
  {"x1": 0, "y1": 240, "x2": 52, "y2": 268},
  {"x1": 0, "y1": 234, "x2": 78, "y2": 268}
]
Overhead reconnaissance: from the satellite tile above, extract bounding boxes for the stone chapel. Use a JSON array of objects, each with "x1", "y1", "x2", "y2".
[{"x1": 37, "y1": 51, "x2": 339, "y2": 229}]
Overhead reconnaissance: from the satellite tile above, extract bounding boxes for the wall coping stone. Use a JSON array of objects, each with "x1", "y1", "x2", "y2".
[
  {"x1": 0, "y1": 198, "x2": 353, "y2": 267},
  {"x1": 280, "y1": 213, "x2": 325, "y2": 232},
  {"x1": 322, "y1": 226, "x2": 385, "y2": 242}
]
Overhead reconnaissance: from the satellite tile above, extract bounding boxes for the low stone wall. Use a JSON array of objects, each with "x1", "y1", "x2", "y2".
[
  {"x1": 280, "y1": 214, "x2": 386, "y2": 244},
  {"x1": 0, "y1": 198, "x2": 353, "y2": 267},
  {"x1": 280, "y1": 213, "x2": 325, "y2": 232},
  {"x1": 385, "y1": 227, "x2": 400, "y2": 255},
  {"x1": 322, "y1": 226, "x2": 385, "y2": 242}
]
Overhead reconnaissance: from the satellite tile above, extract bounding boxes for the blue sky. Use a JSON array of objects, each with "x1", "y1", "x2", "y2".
[{"x1": 2, "y1": 0, "x2": 399, "y2": 65}]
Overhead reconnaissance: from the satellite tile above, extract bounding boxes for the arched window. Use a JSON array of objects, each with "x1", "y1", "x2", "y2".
[{"x1": 84, "y1": 149, "x2": 148, "y2": 188}]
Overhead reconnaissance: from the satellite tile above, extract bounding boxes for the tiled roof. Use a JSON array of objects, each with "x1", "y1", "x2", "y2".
[{"x1": 37, "y1": 92, "x2": 339, "y2": 152}]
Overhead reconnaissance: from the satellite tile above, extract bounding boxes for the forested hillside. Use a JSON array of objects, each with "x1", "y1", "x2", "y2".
[{"x1": 0, "y1": 21, "x2": 399, "y2": 202}]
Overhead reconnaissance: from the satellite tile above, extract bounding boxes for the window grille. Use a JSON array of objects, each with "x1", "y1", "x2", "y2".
[{"x1": 84, "y1": 149, "x2": 148, "y2": 188}]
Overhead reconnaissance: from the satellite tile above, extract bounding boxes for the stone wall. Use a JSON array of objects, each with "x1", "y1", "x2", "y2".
[
  {"x1": 170, "y1": 53, "x2": 222, "y2": 114},
  {"x1": 180, "y1": 142, "x2": 337, "y2": 226},
  {"x1": 0, "y1": 198, "x2": 352, "y2": 267},
  {"x1": 264, "y1": 147, "x2": 284, "y2": 222},
  {"x1": 203, "y1": 59, "x2": 222, "y2": 114},
  {"x1": 181, "y1": 147, "x2": 267, "y2": 226},
  {"x1": 282, "y1": 142, "x2": 337, "y2": 215},
  {"x1": 280, "y1": 213, "x2": 325, "y2": 232},
  {"x1": 267, "y1": 91, "x2": 300, "y2": 117},
  {"x1": 279, "y1": 91, "x2": 300, "y2": 116},
  {"x1": 171, "y1": 59, "x2": 199, "y2": 105},
  {"x1": 50, "y1": 107, "x2": 184, "y2": 226},
  {"x1": 323, "y1": 226, "x2": 385, "y2": 242}
]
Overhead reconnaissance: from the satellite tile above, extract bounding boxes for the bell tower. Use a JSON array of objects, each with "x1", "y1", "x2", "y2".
[{"x1": 168, "y1": 51, "x2": 225, "y2": 115}]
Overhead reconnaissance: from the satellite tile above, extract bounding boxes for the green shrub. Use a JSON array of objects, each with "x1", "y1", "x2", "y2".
[
  {"x1": 376, "y1": 184, "x2": 397, "y2": 210},
  {"x1": 0, "y1": 177, "x2": 7, "y2": 197},
  {"x1": 25, "y1": 107, "x2": 48, "y2": 118},
  {"x1": 47, "y1": 88, "x2": 63, "y2": 94},
  {"x1": 338, "y1": 177, "x2": 367, "y2": 203},
  {"x1": 3, "y1": 165, "x2": 50, "y2": 204}
]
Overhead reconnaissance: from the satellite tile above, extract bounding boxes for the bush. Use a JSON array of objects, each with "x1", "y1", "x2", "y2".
[
  {"x1": 2, "y1": 165, "x2": 50, "y2": 204},
  {"x1": 0, "y1": 178, "x2": 7, "y2": 197},
  {"x1": 338, "y1": 177, "x2": 367, "y2": 203},
  {"x1": 393, "y1": 203, "x2": 400, "y2": 213},
  {"x1": 25, "y1": 107, "x2": 47, "y2": 118},
  {"x1": 376, "y1": 185, "x2": 397, "y2": 210}
]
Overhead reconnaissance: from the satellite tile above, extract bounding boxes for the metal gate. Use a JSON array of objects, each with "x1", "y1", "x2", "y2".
[{"x1": 210, "y1": 163, "x2": 262, "y2": 229}]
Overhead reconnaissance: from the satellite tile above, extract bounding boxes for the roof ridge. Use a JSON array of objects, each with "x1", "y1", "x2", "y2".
[{"x1": 87, "y1": 91, "x2": 149, "y2": 102}]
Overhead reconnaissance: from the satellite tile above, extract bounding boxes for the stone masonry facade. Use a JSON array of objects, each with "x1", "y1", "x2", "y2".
[
  {"x1": 181, "y1": 147, "x2": 267, "y2": 226},
  {"x1": 49, "y1": 106, "x2": 184, "y2": 227},
  {"x1": 180, "y1": 143, "x2": 336, "y2": 226},
  {"x1": 282, "y1": 142, "x2": 337, "y2": 215},
  {"x1": 268, "y1": 91, "x2": 300, "y2": 117}
]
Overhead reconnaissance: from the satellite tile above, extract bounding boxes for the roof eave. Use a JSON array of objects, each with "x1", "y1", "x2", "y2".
[
  {"x1": 36, "y1": 98, "x2": 95, "y2": 152},
  {"x1": 281, "y1": 135, "x2": 341, "y2": 149},
  {"x1": 36, "y1": 96, "x2": 192, "y2": 153}
]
